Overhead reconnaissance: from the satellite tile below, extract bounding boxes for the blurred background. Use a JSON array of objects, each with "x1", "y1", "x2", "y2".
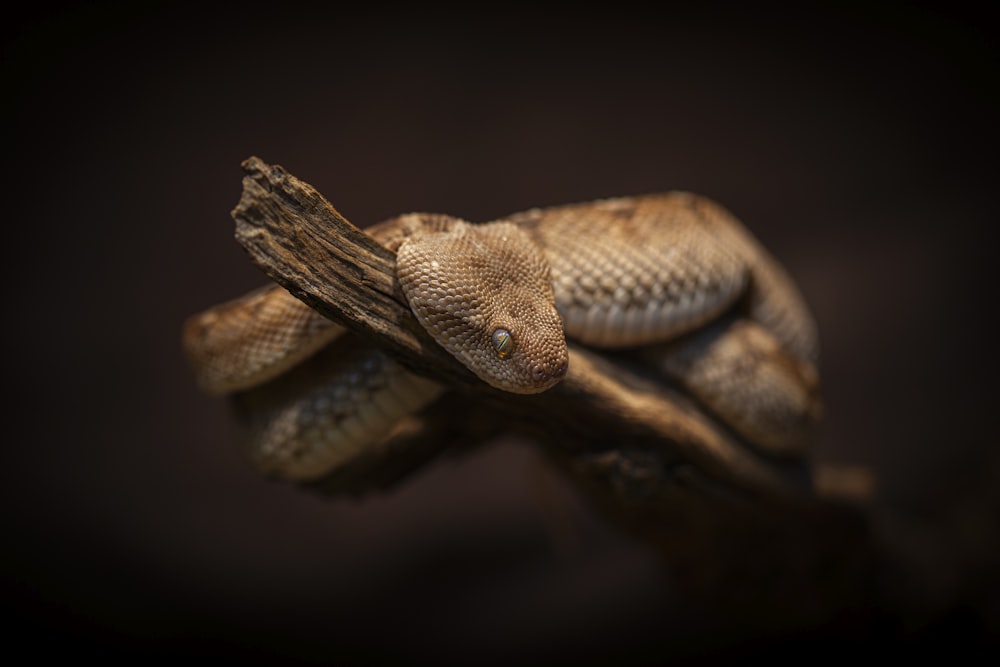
[{"x1": 3, "y1": 3, "x2": 997, "y2": 663}]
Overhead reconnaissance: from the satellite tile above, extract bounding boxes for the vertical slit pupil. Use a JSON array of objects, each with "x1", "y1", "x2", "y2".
[{"x1": 491, "y1": 329, "x2": 513, "y2": 359}]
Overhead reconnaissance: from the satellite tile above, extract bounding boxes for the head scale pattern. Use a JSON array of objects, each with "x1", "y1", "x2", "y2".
[{"x1": 396, "y1": 220, "x2": 568, "y2": 394}]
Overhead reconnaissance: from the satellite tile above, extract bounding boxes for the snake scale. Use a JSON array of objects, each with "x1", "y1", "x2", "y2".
[{"x1": 183, "y1": 193, "x2": 821, "y2": 481}]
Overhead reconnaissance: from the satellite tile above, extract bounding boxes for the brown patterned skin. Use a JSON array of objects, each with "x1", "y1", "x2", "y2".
[
  {"x1": 183, "y1": 193, "x2": 821, "y2": 480},
  {"x1": 397, "y1": 220, "x2": 568, "y2": 394},
  {"x1": 510, "y1": 193, "x2": 821, "y2": 455},
  {"x1": 182, "y1": 284, "x2": 344, "y2": 396}
]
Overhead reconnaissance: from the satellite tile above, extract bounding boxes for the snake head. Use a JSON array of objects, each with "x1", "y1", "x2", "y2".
[{"x1": 396, "y1": 219, "x2": 569, "y2": 394}]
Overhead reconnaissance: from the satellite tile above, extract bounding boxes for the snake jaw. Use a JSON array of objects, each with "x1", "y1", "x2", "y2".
[{"x1": 396, "y1": 220, "x2": 569, "y2": 395}]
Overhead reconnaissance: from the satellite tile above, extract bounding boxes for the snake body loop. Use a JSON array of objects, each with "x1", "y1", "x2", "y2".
[{"x1": 183, "y1": 193, "x2": 821, "y2": 480}]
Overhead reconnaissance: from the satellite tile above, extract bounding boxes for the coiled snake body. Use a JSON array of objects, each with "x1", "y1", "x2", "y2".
[{"x1": 184, "y1": 193, "x2": 821, "y2": 481}]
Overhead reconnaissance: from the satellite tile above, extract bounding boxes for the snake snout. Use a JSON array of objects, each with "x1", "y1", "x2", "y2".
[
  {"x1": 537, "y1": 358, "x2": 568, "y2": 381},
  {"x1": 527, "y1": 351, "x2": 569, "y2": 390}
]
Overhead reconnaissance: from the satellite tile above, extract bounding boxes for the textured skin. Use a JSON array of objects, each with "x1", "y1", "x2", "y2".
[
  {"x1": 229, "y1": 334, "x2": 443, "y2": 479},
  {"x1": 183, "y1": 193, "x2": 820, "y2": 480},
  {"x1": 509, "y1": 194, "x2": 817, "y2": 361},
  {"x1": 183, "y1": 285, "x2": 345, "y2": 396},
  {"x1": 397, "y1": 220, "x2": 568, "y2": 394},
  {"x1": 514, "y1": 195, "x2": 751, "y2": 348}
]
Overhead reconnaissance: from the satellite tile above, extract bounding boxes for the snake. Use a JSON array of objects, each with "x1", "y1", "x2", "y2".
[{"x1": 183, "y1": 193, "x2": 821, "y2": 482}]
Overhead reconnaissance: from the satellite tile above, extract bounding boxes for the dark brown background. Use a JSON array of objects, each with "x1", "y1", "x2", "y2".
[{"x1": 3, "y1": 4, "x2": 997, "y2": 663}]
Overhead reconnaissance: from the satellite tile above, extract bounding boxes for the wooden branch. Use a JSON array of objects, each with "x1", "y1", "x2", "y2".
[
  {"x1": 231, "y1": 157, "x2": 478, "y2": 388},
  {"x1": 231, "y1": 156, "x2": 815, "y2": 504}
]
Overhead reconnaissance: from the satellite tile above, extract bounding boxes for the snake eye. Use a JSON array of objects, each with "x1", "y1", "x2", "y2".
[{"x1": 491, "y1": 328, "x2": 514, "y2": 359}]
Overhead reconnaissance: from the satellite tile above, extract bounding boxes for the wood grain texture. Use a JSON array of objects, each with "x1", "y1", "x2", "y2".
[{"x1": 232, "y1": 157, "x2": 443, "y2": 370}]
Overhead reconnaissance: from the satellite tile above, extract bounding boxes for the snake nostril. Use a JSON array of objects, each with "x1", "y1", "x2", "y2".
[{"x1": 531, "y1": 358, "x2": 568, "y2": 383}]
